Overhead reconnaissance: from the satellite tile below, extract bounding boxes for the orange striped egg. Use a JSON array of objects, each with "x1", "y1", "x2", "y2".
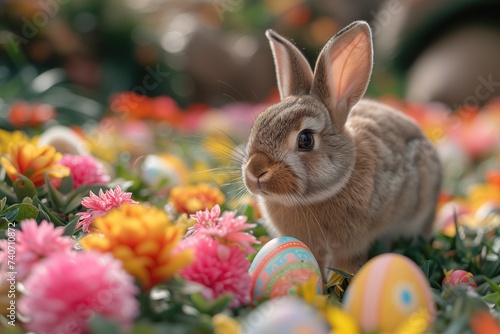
[
  {"x1": 249, "y1": 237, "x2": 323, "y2": 302},
  {"x1": 343, "y1": 253, "x2": 435, "y2": 333}
]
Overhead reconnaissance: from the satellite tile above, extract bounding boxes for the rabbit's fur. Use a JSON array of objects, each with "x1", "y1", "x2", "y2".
[{"x1": 242, "y1": 21, "x2": 441, "y2": 276}]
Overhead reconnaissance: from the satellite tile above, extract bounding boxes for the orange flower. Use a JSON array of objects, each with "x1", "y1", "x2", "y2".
[
  {"x1": 0, "y1": 142, "x2": 70, "y2": 186},
  {"x1": 81, "y1": 204, "x2": 193, "y2": 290},
  {"x1": 169, "y1": 183, "x2": 225, "y2": 214},
  {"x1": 110, "y1": 92, "x2": 183, "y2": 124},
  {"x1": 469, "y1": 311, "x2": 500, "y2": 334},
  {"x1": 486, "y1": 170, "x2": 500, "y2": 189},
  {"x1": 8, "y1": 101, "x2": 56, "y2": 128}
]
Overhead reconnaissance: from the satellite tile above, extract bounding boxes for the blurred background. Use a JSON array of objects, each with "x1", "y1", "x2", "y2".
[{"x1": 1, "y1": 0, "x2": 500, "y2": 128}]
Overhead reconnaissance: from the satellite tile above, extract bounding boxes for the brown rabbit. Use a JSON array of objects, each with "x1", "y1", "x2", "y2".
[{"x1": 242, "y1": 21, "x2": 441, "y2": 277}]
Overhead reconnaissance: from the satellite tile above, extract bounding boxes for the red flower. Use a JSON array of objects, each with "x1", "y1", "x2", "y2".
[{"x1": 8, "y1": 101, "x2": 56, "y2": 128}]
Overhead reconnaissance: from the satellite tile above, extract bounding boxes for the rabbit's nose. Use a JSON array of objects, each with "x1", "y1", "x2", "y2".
[
  {"x1": 245, "y1": 169, "x2": 272, "y2": 183},
  {"x1": 257, "y1": 170, "x2": 271, "y2": 181},
  {"x1": 244, "y1": 153, "x2": 273, "y2": 186}
]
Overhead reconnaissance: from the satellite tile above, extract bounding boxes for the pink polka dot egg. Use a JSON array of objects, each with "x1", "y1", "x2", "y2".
[
  {"x1": 343, "y1": 253, "x2": 435, "y2": 333},
  {"x1": 249, "y1": 236, "x2": 323, "y2": 302}
]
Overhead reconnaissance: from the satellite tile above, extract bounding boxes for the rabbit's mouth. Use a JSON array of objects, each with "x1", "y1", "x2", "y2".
[
  {"x1": 243, "y1": 153, "x2": 301, "y2": 200},
  {"x1": 243, "y1": 167, "x2": 271, "y2": 196}
]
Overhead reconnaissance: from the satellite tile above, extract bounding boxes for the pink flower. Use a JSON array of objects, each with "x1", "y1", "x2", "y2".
[
  {"x1": 19, "y1": 251, "x2": 139, "y2": 334},
  {"x1": 76, "y1": 186, "x2": 138, "y2": 232},
  {"x1": 187, "y1": 205, "x2": 258, "y2": 254},
  {"x1": 55, "y1": 154, "x2": 110, "y2": 189},
  {"x1": 187, "y1": 205, "x2": 221, "y2": 234},
  {"x1": 0, "y1": 219, "x2": 73, "y2": 281},
  {"x1": 178, "y1": 237, "x2": 251, "y2": 308}
]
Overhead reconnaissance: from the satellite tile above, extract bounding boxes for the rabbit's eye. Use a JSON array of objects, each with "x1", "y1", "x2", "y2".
[{"x1": 298, "y1": 130, "x2": 314, "y2": 151}]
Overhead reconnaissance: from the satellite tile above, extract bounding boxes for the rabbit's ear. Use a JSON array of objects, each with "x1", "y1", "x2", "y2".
[
  {"x1": 266, "y1": 30, "x2": 313, "y2": 100},
  {"x1": 311, "y1": 21, "x2": 373, "y2": 130}
]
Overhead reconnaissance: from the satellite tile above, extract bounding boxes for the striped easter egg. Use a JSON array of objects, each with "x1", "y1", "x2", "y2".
[
  {"x1": 249, "y1": 236, "x2": 323, "y2": 302},
  {"x1": 343, "y1": 253, "x2": 435, "y2": 333}
]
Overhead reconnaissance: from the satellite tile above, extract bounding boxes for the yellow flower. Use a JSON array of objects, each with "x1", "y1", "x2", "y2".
[
  {"x1": 467, "y1": 183, "x2": 500, "y2": 212},
  {"x1": 293, "y1": 276, "x2": 327, "y2": 309},
  {"x1": 202, "y1": 134, "x2": 237, "y2": 166},
  {"x1": 394, "y1": 308, "x2": 432, "y2": 334},
  {"x1": 324, "y1": 307, "x2": 360, "y2": 334},
  {"x1": 295, "y1": 278, "x2": 361, "y2": 334},
  {"x1": 189, "y1": 160, "x2": 228, "y2": 185},
  {"x1": 213, "y1": 314, "x2": 240, "y2": 334},
  {"x1": 325, "y1": 270, "x2": 353, "y2": 300},
  {"x1": 169, "y1": 183, "x2": 225, "y2": 214},
  {"x1": 0, "y1": 129, "x2": 37, "y2": 154},
  {"x1": 80, "y1": 204, "x2": 193, "y2": 290},
  {"x1": 84, "y1": 127, "x2": 123, "y2": 163},
  {"x1": 0, "y1": 142, "x2": 69, "y2": 186},
  {"x1": 294, "y1": 277, "x2": 360, "y2": 334}
]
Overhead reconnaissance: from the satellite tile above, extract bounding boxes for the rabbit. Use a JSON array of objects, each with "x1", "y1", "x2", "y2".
[{"x1": 242, "y1": 21, "x2": 442, "y2": 277}]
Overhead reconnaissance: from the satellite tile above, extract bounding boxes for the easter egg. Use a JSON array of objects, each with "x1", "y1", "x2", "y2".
[
  {"x1": 442, "y1": 270, "x2": 477, "y2": 288},
  {"x1": 343, "y1": 253, "x2": 435, "y2": 333},
  {"x1": 249, "y1": 236, "x2": 323, "y2": 302},
  {"x1": 241, "y1": 296, "x2": 330, "y2": 334},
  {"x1": 141, "y1": 154, "x2": 188, "y2": 188}
]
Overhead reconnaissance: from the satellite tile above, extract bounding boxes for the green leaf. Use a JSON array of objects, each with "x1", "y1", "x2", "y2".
[
  {"x1": 190, "y1": 293, "x2": 232, "y2": 316},
  {"x1": 440, "y1": 317, "x2": 469, "y2": 334},
  {"x1": 452, "y1": 210, "x2": 467, "y2": 254},
  {"x1": 62, "y1": 185, "x2": 110, "y2": 215},
  {"x1": 0, "y1": 208, "x2": 18, "y2": 222},
  {"x1": 130, "y1": 323, "x2": 161, "y2": 334},
  {"x1": 4, "y1": 203, "x2": 39, "y2": 222},
  {"x1": 189, "y1": 294, "x2": 210, "y2": 313},
  {"x1": 33, "y1": 196, "x2": 65, "y2": 226},
  {"x1": 0, "y1": 218, "x2": 9, "y2": 230},
  {"x1": 421, "y1": 260, "x2": 432, "y2": 277},
  {"x1": 326, "y1": 267, "x2": 355, "y2": 280},
  {"x1": 59, "y1": 176, "x2": 74, "y2": 195},
  {"x1": 483, "y1": 277, "x2": 500, "y2": 293},
  {"x1": 484, "y1": 259, "x2": 500, "y2": 278},
  {"x1": 45, "y1": 173, "x2": 64, "y2": 211},
  {"x1": 63, "y1": 194, "x2": 85, "y2": 215},
  {"x1": 0, "y1": 183, "x2": 18, "y2": 204},
  {"x1": 0, "y1": 197, "x2": 7, "y2": 212},
  {"x1": 89, "y1": 315, "x2": 123, "y2": 334},
  {"x1": 63, "y1": 216, "x2": 80, "y2": 236},
  {"x1": 22, "y1": 197, "x2": 33, "y2": 205},
  {"x1": 12, "y1": 175, "x2": 37, "y2": 200},
  {"x1": 420, "y1": 260, "x2": 442, "y2": 289},
  {"x1": 65, "y1": 185, "x2": 107, "y2": 207},
  {"x1": 482, "y1": 291, "x2": 500, "y2": 306},
  {"x1": 205, "y1": 294, "x2": 233, "y2": 315}
]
